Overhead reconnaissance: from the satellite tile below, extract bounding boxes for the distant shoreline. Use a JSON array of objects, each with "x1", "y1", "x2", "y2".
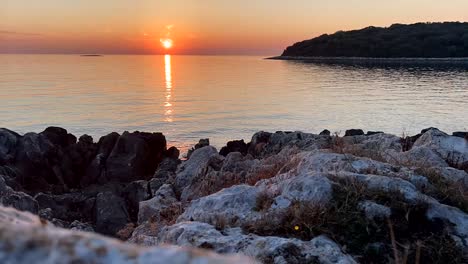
[{"x1": 266, "y1": 56, "x2": 468, "y2": 66}]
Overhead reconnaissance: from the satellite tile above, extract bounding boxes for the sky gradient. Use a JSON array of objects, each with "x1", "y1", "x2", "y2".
[{"x1": 2, "y1": 0, "x2": 468, "y2": 55}]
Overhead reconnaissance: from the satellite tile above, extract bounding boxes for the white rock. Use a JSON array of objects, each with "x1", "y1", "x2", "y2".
[
  {"x1": 158, "y1": 221, "x2": 356, "y2": 264},
  {"x1": 0, "y1": 206, "x2": 256, "y2": 264},
  {"x1": 138, "y1": 184, "x2": 178, "y2": 224},
  {"x1": 175, "y1": 146, "x2": 223, "y2": 201},
  {"x1": 358, "y1": 200, "x2": 391, "y2": 220}
]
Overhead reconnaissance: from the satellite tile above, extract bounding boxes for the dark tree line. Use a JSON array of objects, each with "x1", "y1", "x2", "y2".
[{"x1": 282, "y1": 22, "x2": 468, "y2": 58}]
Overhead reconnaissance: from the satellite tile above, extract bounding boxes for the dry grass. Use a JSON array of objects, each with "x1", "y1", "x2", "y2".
[
  {"x1": 415, "y1": 167, "x2": 468, "y2": 213},
  {"x1": 244, "y1": 177, "x2": 466, "y2": 264},
  {"x1": 253, "y1": 190, "x2": 276, "y2": 212},
  {"x1": 115, "y1": 223, "x2": 136, "y2": 240}
]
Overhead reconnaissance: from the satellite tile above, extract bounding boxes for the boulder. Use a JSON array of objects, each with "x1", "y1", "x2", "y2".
[
  {"x1": 82, "y1": 132, "x2": 120, "y2": 186},
  {"x1": 0, "y1": 206, "x2": 255, "y2": 264},
  {"x1": 69, "y1": 220, "x2": 94, "y2": 232},
  {"x1": 34, "y1": 192, "x2": 95, "y2": 222},
  {"x1": 344, "y1": 129, "x2": 365, "y2": 137},
  {"x1": 178, "y1": 172, "x2": 332, "y2": 229},
  {"x1": 138, "y1": 184, "x2": 178, "y2": 224},
  {"x1": 413, "y1": 128, "x2": 468, "y2": 169},
  {"x1": 158, "y1": 222, "x2": 356, "y2": 264},
  {"x1": 0, "y1": 128, "x2": 20, "y2": 164},
  {"x1": 219, "y1": 139, "x2": 248, "y2": 156},
  {"x1": 319, "y1": 129, "x2": 331, "y2": 136},
  {"x1": 187, "y1": 138, "x2": 210, "y2": 159},
  {"x1": 0, "y1": 176, "x2": 38, "y2": 213},
  {"x1": 175, "y1": 146, "x2": 223, "y2": 200},
  {"x1": 453, "y1": 132, "x2": 468, "y2": 139},
  {"x1": 104, "y1": 131, "x2": 167, "y2": 182},
  {"x1": 123, "y1": 180, "x2": 150, "y2": 222},
  {"x1": 95, "y1": 191, "x2": 129, "y2": 235}
]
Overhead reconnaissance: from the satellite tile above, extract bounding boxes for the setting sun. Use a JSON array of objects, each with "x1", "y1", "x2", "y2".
[{"x1": 160, "y1": 38, "x2": 173, "y2": 49}]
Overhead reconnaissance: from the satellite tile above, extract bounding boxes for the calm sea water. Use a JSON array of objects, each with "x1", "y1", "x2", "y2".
[{"x1": 1, "y1": 54, "x2": 467, "y2": 151}]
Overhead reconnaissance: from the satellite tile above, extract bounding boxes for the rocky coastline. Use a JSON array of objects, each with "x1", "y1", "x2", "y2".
[{"x1": 1, "y1": 126, "x2": 467, "y2": 263}]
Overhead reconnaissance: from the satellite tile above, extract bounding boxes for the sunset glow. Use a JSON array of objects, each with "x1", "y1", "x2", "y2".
[
  {"x1": 160, "y1": 38, "x2": 173, "y2": 49},
  {"x1": 1, "y1": 1, "x2": 468, "y2": 54}
]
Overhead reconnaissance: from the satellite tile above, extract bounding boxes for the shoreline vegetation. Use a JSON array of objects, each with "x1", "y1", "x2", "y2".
[
  {"x1": 1, "y1": 126, "x2": 467, "y2": 263},
  {"x1": 277, "y1": 22, "x2": 468, "y2": 60},
  {"x1": 266, "y1": 56, "x2": 468, "y2": 66}
]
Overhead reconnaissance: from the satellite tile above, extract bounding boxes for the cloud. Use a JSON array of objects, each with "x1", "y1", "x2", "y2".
[{"x1": 0, "y1": 30, "x2": 43, "y2": 36}]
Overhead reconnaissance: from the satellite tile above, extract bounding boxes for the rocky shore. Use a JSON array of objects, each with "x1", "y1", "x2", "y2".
[{"x1": 0, "y1": 126, "x2": 467, "y2": 263}]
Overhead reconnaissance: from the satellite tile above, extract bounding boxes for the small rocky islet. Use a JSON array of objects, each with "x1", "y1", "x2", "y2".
[{"x1": 0, "y1": 126, "x2": 467, "y2": 263}]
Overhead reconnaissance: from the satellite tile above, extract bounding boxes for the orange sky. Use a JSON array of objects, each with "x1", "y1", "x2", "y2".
[{"x1": 1, "y1": 0, "x2": 468, "y2": 55}]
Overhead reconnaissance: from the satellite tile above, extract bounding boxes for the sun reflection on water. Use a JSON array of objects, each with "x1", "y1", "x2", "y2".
[{"x1": 164, "y1": 55, "x2": 173, "y2": 122}]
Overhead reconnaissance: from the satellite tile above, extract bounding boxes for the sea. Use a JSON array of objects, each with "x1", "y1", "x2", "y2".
[{"x1": 1, "y1": 54, "x2": 467, "y2": 151}]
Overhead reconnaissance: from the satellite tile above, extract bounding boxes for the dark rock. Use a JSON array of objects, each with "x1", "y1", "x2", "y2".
[
  {"x1": 367, "y1": 131, "x2": 384, "y2": 136},
  {"x1": 14, "y1": 132, "x2": 59, "y2": 191},
  {"x1": 104, "y1": 131, "x2": 167, "y2": 183},
  {"x1": 0, "y1": 192, "x2": 38, "y2": 214},
  {"x1": 421, "y1": 127, "x2": 439, "y2": 134},
  {"x1": 319, "y1": 129, "x2": 331, "y2": 136},
  {"x1": 344, "y1": 129, "x2": 365, "y2": 137},
  {"x1": 123, "y1": 180, "x2": 150, "y2": 222},
  {"x1": 95, "y1": 191, "x2": 129, "y2": 235},
  {"x1": 219, "y1": 140, "x2": 248, "y2": 156},
  {"x1": 453, "y1": 132, "x2": 468, "y2": 139},
  {"x1": 165, "y1": 146, "x2": 180, "y2": 160},
  {"x1": 1, "y1": 176, "x2": 38, "y2": 213},
  {"x1": 58, "y1": 134, "x2": 98, "y2": 188},
  {"x1": 187, "y1": 139, "x2": 210, "y2": 159},
  {"x1": 149, "y1": 177, "x2": 166, "y2": 196},
  {"x1": 82, "y1": 132, "x2": 120, "y2": 186},
  {"x1": 40, "y1": 126, "x2": 75, "y2": 148},
  {"x1": 34, "y1": 192, "x2": 95, "y2": 222},
  {"x1": 38, "y1": 208, "x2": 53, "y2": 220},
  {"x1": 0, "y1": 128, "x2": 21, "y2": 164},
  {"x1": 247, "y1": 131, "x2": 272, "y2": 156},
  {"x1": 69, "y1": 220, "x2": 94, "y2": 232}
]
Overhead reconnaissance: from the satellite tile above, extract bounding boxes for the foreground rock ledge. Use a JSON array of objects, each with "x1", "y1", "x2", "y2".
[
  {"x1": 1, "y1": 126, "x2": 468, "y2": 263},
  {"x1": 0, "y1": 206, "x2": 255, "y2": 264}
]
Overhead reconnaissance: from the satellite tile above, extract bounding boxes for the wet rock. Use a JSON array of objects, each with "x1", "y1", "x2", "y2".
[
  {"x1": 344, "y1": 129, "x2": 365, "y2": 137},
  {"x1": 219, "y1": 139, "x2": 248, "y2": 156},
  {"x1": 95, "y1": 191, "x2": 129, "y2": 235},
  {"x1": 0, "y1": 206, "x2": 255, "y2": 264}
]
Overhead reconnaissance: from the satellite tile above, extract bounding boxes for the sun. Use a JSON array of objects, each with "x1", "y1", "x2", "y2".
[{"x1": 160, "y1": 38, "x2": 173, "y2": 49}]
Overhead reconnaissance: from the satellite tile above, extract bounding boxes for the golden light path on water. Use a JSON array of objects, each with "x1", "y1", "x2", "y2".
[{"x1": 164, "y1": 54, "x2": 173, "y2": 122}]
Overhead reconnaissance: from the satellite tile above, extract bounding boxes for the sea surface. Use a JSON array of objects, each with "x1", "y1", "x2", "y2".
[{"x1": 1, "y1": 54, "x2": 467, "y2": 151}]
